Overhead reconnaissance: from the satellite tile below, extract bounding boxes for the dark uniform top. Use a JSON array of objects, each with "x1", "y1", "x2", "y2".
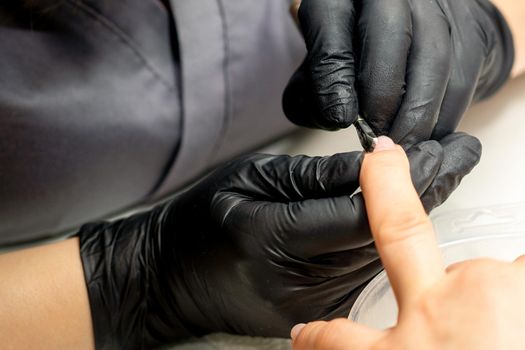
[{"x1": 0, "y1": 0, "x2": 304, "y2": 246}]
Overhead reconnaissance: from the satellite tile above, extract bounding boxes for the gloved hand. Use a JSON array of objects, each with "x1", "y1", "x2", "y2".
[
  {"x1": 78, "y1": 133, "x2": 481, "y2": 349},
  {"x1": 283, "y1": 0, "x2": 514, "y2": 146}
]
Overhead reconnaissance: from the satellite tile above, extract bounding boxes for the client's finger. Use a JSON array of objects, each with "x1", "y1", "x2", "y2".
[
  {"x1": 291, "y1": 319, "x2": 383, "y2": 350},
  {"x1": 360, "y1": 137, "x2": 445, "y2": 308}
]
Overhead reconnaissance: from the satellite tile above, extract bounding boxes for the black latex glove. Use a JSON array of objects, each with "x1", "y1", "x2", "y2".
[
  {"x1": 78, "y1": 133, "x2": 481, "y2": 349},
  {"x1": 283, "y1": 0, "x2": 514, "y2": 146}
]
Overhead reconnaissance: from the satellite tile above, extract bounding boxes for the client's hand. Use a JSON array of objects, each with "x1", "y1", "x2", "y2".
[{"x1": 291, "y1": 137, "x2": 525, "y2": 350}]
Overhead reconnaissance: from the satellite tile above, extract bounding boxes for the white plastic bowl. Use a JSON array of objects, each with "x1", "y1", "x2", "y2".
[{"x1": 349, "y1": 202, "x2": 525, "y2": 329}]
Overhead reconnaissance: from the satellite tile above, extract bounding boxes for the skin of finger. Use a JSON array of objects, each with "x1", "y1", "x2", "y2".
[
  {"x1": 445, "y1": 258, "x2": 511, "y2": 274},
  {"x1": 357, "y1": 0, "x2": 412, "y2": 135},
  {"x1": 360, "y1": 145, "x2": 445, "y2": 308},
  {"x1": 514, "y1": 255, "x2": 525, "y2": 265},
  {"x1": 445, "y1": 261, "x2": 464, "y2": 273},
  {"x1": 292, "y1": 319, "x2": 383, "y2": 350},
  {"x1": 398, "y1": 259, "x2": 525, "y2": 349}
]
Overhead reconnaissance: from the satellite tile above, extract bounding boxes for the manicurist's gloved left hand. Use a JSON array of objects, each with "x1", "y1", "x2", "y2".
[
  {"x1": 78, "y1": 133, "x2": 480, "y2": 349},
  {"x1": 284, "y1": 0, "x2": 514, "y2": 145}
]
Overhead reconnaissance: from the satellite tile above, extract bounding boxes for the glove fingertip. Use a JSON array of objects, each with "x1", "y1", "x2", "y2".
[
  {"x1": 461, "y1": 133, "x2": 483, "y2": 156},
  {"x1": 321, "y1": 100, "x2": 358, "y2": 129},
  {"x1": 441, "y1": 132, "x2": 483, "y2": 166}
]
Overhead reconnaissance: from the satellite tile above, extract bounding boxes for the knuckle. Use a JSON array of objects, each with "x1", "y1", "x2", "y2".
[
  {"x1": 294, "y1": 321, "x2": 326, "y2": 348},
  {"x1": 445, "y1": 261, "x2": 464, "y2": 273},
  {"x1": 418, "y1": 292, "x2": 443, "y2": 324},
  {"x1": 314, "y1": 319, "x2": 348, "y2": 347},
  {"x1": 375, "y1": 214, "x2": 433, "y2": 247},
  {"x1": 453, "y1": 260, "x2": 503, "y2": 300}
]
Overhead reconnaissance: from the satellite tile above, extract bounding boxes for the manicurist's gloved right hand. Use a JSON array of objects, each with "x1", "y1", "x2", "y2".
[
  {"x1": 284, "y1": 0, "x2": 514, "y2": 146},
  {"x1": 78, "y1": 133, "x2": 481, "y2": 349}
]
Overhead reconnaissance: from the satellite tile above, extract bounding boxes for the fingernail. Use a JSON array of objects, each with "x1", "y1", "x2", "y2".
[
  {"x1": 373, "y1": 136, "x2": 395, "y2": 152},
  {"x1": 290, "y1": 323, "x2": 306, "y2": 340}
]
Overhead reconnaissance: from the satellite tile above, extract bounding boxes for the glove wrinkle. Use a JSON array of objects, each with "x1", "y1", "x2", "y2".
[
  {"x1": 284, "y1": 0, "x2": 514, "y2": 143},
  {"x1": 78, "y1": 135, "x2": 480, "y2": 347}
]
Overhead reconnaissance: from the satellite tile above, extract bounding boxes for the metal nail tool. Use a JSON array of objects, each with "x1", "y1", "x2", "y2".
[{"x1": 354, "y1": 116, "x2": 378, "y2": 153}]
